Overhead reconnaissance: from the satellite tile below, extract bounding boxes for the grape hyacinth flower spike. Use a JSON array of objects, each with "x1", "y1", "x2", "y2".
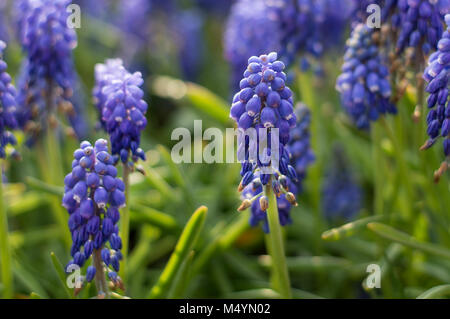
[
  {"x1": 336, "y1": 24, "x2": 396, "y2": 129},
  {"x1": 94, "y1": 59, "x2": 148, "y2": 167},
  {"x1": 231, "y1": 52, "x2": 299, "y2": 214},
  {"x1": 224, "y1": 0, "x2": 282, "y2": 91},
  {"x1": 422, "y1": 14, "x2": 450, "y2": 181},
  {"x1": 63, "y1": 139, "x2": 125, "y2": 296},
  {"x1": 15, "y1": 0, "x2": 88, "y2": 144},
  {"x1": 94, "y1": 58, "x2": 148, "y2": 281},
  {"x1": 0, "y1": 41, "x2": 19, "y2": 159},
  {"x1": 230, "y1": 52, "x2": 294, "y2": 298}
]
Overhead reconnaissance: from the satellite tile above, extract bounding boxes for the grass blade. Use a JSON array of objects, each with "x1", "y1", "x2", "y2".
[
  {"x1": 185, "y1": 82, "x2": 231, "y2": 125},
  {"x1": 130, "y1": 205, "x2": 178, "y2": 231},
  {"x1": 0, "y1": 178, "x2": 13, "y2": 298},
  {"x1": 148, "y1": 206, "x2": 207, "y2": 298},
  {"x1": 367, "y1": 222, "x2": 450, "y2": 259},
  {"x1": 50, "y1": 252, "x2": 73, "y2": 299},
  {"x1": 417, "y1": 285, "x2": 450, "y2": 299},
  {"x1": 322, "y1": 216, "x2": 383, "y2": 241}
]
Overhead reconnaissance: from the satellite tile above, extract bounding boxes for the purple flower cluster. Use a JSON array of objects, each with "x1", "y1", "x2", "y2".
[
  {"x1": 118, "y1": 0, "x2": 153, "y2": 44},
  {"x1": 0, "y1": 2, "x2": 10, "y2": 41},
  {"x1": 224, "y1": 0, "x2": 282, "y2": 89},
  {"x1": 422, "y1": 14, "x2": 450, "y2": 158},
  {"x1": 231, "y1": 52, "x2": 300, "y2": 231},
  {"x1": 15, "y1": 0, "x2": 87, "y2": 144},
  {"x1": 336, "y1": 24, "x2": 396, "y2": 129},
  {"x1": 0, "y1": 41, "x2": 18, "y2": 158},
  {"x1": 94, "y1": 59, "x2": 148, "y2": 165},
  {"x1": 286, "y1": 104, "x2": 315, "y2": 194},
  {"x1": 172, "y1": 9, "x2": 205, "y2": 81},
  {"x1": 278, "y1": 0, "x2": 352, "y2": 67},
  {"x1": 394, "y1": 0, "x2": 444, "y2": 54},
  {"x1": 63, "y1": 139, "x2": 125, "y2": 286}
]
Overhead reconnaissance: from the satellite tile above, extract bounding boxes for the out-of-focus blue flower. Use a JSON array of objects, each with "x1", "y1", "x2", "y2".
[
  {"x1": 0, "y1": 41, "x2": 19, "y2": 159},
  {"x1": 322, "y1": 147, "x2": 362, "y2": 222},
  {"x1": 15, "y1": 0, "x2": 88, "y2": 145},
  {"x1": 224, "y1": 0, "x2": 282, "y2": 90},
  {"x1": 73, "y1": 0, "x2": 111, "y2": 18},
  {"x1": 278, "y1": 0, "x2": 352, "y2": 67},
  {"x1": 63, "y1": 139, "x2": 124, "y2": 288},
  {"x1": 195, "y1": 0, "x2": 233, "y2": 14},
  {"x1": 0, "y1": 2, "x2": 10, "y2": 41},
  {"x1": 118, "y1": 0, "x2": 152, "y2": 45},
  {"x1": 94, "y1": 59, "x2": 148, "y2": 166},
  {"x1": 172, "y1": 9, "x2": 204, "y2": 81},
  {"x1": 394, "y1": 0, "x2": 444, "y2": 54},
  {"x1": 287, "y1": 103, "x2": 315, "y2": 194},
  {"x1": 422, "y1": 14, "x2": 450, "y2": 159},
  {"x1": 231, "y1": 52, "x2": 299, "y2": 232},
  {"x1": 336, "y1": 24, "x2": 396, "y2": 129}
]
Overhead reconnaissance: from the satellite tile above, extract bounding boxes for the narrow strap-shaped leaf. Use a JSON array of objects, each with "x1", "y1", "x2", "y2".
[
  {"x1": 12, "y1": 258, "x2": 49, "y2": 298},
  {"x1": 157, "y1": 145, "x2": 186, "y2": 188},
  {"x1": 185, "y1": 82, "x2": 231, "y2": 125},
  {"x1": 25, "y1": 176, "x2": 64, "y2": 197},
  {"x1": 259, "y1": 255, "x2": 351, "y2": 272},
  {"x1": 225, "y1": 289, "x2": 281, "y2": 299},
  {"x1": 322, "y1": 216, "x2": 383, "y2": 241},
  {"x1": 166, "y1": 250, "x2": 195, "y2": 299},
  {"x1": 148, "y1": 206, "x2": 207, "y2": 298},
  {"x1": 416, "y1": 285, "x2": 450, "y2": 299},
  {"x1": 130, "y1": 205, "x2": 178, "y2": 231},
  {"x1": 50, "y1": 252, "x2": 73, "y2": 299},
  {"x1": 143, "y1": 165, "x2": 178, "y2": 201},
  {"x1": 367, "y1": 222, "x2": 450, "y2": 259}
]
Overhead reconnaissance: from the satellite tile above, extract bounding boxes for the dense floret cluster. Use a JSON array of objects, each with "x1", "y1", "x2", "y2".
[
  {"x1": 336, "y1": 24, "x2": 396, "y2": 129},
  {"x1": 422, "y1": 14, "x2": 450, "y2": 161},
  {"x1": 15, "y1": 0, "x2": 87, "y2": 144},
  {"x1": 224, "y1": 0, "x2": 282, "y2": 89},
  {"x1": 63, "y1": 139, "x2": 125, "y2": 288},
  {"x1": 93, "y1": 59, "x2": 148, "y2": 165},
  {"x1": 0, "y1": 41, "x2": 18, "y2": 158}
]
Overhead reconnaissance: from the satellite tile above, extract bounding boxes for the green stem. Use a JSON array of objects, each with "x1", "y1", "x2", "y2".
[
  {"x1": 119, "y1": 164, "x2": 130, "y2": 284},
  {"x1": 43, "y1": 130, "x2": 71, "y2": 249},
  {"x1": 371, "y1": 122, "x2": 384, "y2": 216},
  {"x1": 93, "y1": 248, "x2": 109, "y2": 298},
  {"x1": 264, "y1": 183, "x2": 291, "y2": 299},
  {"x1": 0, "y1": 163, "x2": 13, "y2": 298}
]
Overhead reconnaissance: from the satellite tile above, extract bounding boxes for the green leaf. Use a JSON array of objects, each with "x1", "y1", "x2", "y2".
[
  {"x1": 367, "y1": 222, "x2": 450, "y2": 259},
  {"x1": 322, "y1": 216, "x2": 383, "y2": 241},
  {"x1": 417, "y1": 285, "x2": 450, "y2": 299},
  {"x1": 225, "y1": 289, "x2": 281, "y2": 299},
  {"x1": 130, "y1": 205, "x2": 178, "y2": 231},
  {"x1": 185, "y1": 82, "x2": 231, "y2": 125},
  {"x1": 143, "y1": 165, "x2": 178, "y2": 201},
  {"x1": 148, "y1": 206, "x2": 208, "y2": 298},
  {"x1": 259, "y1": 255, "x2": 351, "y2": 272},
  {"x1": 157, "y1": 145, "x2": 186, "y2": 188},
  {"x1": 25, "y1": 176, "x2": 64, "y2": 197},
  {"x1": 13, "y1": 258, "x2": 49, "y2": 298},
  {"x1": 50, "y1": 252, "x2": 73, "y2": 299},
  {"x1": 166, "y1": 250, "x2": 195, "y2": 299},
  {"x1": 193, "y1": 211, "x2": 250, "y2": 275}
]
